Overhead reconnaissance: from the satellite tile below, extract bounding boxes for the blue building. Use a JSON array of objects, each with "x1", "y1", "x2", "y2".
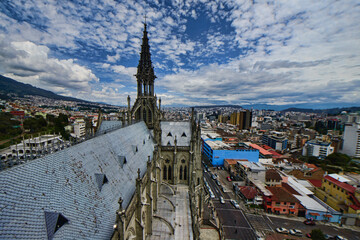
[
  {"x1": 202, "y1": 138, "x2": 259, "y2": 166},
  {"x1": 262, "y1": 133, "x2": 288, "y2": 151},
  {"x1": 295, "y1": 195, "x2": 342, "y2": 223}
]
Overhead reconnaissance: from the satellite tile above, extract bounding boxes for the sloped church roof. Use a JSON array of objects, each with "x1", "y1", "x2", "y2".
[{"x1": 0, "y1": 122, "x2": 154, "y2": 239}]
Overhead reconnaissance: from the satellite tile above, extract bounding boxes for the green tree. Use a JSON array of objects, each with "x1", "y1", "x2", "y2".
[
  {"x1": 311, "y1": 229, "x2": 325, "y2": 240},
  {"x1": 325, "y1": 153, "x2": 351, "y2": 167},
  {"x1": 23, "y1": 116, "x2": 47, "y2": 133}
]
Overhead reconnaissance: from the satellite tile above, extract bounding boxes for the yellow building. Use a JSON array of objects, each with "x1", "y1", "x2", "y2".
[
  {"x1": 230, "y1": 110, "x2": 252, "y2": 130},
  {"x1": 315, "y1": 174, "x2": 360, "y2": 215}
]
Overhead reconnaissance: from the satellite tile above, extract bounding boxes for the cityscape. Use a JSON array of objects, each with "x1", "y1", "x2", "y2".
[{"x1": 1, "y1": 1, "x2": 360, "y2": 240}]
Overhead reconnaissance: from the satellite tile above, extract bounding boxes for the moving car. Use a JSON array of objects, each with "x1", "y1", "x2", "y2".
[
  {"x1": 216, "y1": 180, "x2": 221, "y2": 186},
  {"x1": 226, "y1": 176, "x2": 232, "y2": 182},
  {"x1": 211, "y1": 174, "x2": 217, "y2": 180},
  {"x1": 275, "y1": 227, "x2": 289, "y2": 234},
  {"x1": 219, "y1": 196, "x2": 225, "y2": 204},
  {"x1": 230, "y1": 199, "x2": 240, "y2": 209},
  {"x1": 289, "y1": 229, "x2": 302, "y2": 236},
  {"x1": 335, "y1": 236, "x2": 348, "y2": 240},
  {"x1": 324, "y1": 234, "x2": 333, "y2": 240}
]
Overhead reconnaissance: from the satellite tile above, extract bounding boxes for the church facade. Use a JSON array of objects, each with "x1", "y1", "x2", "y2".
[{"x1": 113, "y1": 23, "x2": 204, "y2": 240}]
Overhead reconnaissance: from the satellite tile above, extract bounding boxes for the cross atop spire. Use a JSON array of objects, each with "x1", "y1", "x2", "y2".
[{"x1": 144, "y1": 14, "x2": 147, "y2": 24}]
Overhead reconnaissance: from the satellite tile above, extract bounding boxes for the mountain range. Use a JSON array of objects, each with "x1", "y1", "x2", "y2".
[
  {"x1": 1, "y1": 74, "x2": 359, "y2": 114},
  {"x1": 0, "y1": 75, "x2": 84, "y2": 102}
]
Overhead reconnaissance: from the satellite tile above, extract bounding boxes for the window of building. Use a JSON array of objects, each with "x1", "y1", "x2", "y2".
[
  {"x1": 283, "y1": 209, "x2": 286, "y2": 212},
  {"x1": 163, "y1": 166, "x2": 167, "y2": 180},
  {"x1": 168, "y1": 166, "x2": 172, "y2": 180},
  {"x1": 276, "y1": 202, "x2": 280, "y2": 205},
  {"x1": 179, "y1": 166, "x2": 183, "y2": 180}
]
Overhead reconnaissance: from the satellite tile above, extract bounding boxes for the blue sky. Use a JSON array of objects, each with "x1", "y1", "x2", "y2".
[{"x1": 0, "y1": 0, "x2": 359, "y2": 108}]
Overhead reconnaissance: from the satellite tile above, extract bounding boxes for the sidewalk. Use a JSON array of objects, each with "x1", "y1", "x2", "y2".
[{"x1": 262, "y1": 212, "x2": 360, "y2": 232}]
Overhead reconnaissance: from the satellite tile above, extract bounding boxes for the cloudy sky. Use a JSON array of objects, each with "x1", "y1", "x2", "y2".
[{"x1": 0, "y1": 0, "x2": 359, "y2": 108}]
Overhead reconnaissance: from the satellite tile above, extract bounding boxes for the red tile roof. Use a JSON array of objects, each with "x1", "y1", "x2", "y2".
[
  {"x1": 266, "y1": 169, "x2": 282, "y2": 181},
  {"x1": 308, "y1": 179, "x2": 322, "y2": 188},
  {"x1": 324, "y1": 175, "x2": 356, "y2": 193},
  {"x1": 250, "y1": 143, "x2": 272, "y2": 156},
  {"x1": 239, "y1": 186, "x2": 257, "y2": 200},
  {"x1": 282, "y1": 183, "x2": 300, "y2": 195},
  {"x1": 305, "y1": 163, "x2": 317, "y2": 169},
  {"x1": 224, "y1": 159, "x2": 245, "y2": 165},
  {"x1": 262, "y1": 145, "x2": 272, "y2": 150},
  {"x1": 268, "y1": 150, "x2": 282, "y2": 157},
  {"x1": 267, "y1": 186, "x2": 300, "y2": 203}
]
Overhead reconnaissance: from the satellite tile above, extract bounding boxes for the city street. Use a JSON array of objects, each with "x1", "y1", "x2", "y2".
[
  {"x1": 204, "y1": 166, "x2": 360, "y2": 240},
  {"x1": 204, "y1": 167, "x2": 258, "y2": 240}
]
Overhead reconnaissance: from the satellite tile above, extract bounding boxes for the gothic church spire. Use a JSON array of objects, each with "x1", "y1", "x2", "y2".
[{"x1": 136, "y1": 23, "x2": 156, "y2": 97}]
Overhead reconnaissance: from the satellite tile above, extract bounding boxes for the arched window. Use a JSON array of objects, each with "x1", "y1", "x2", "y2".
[
  {"x1": 168, "y1": 166, "x2": 172, "y2": 180},
  {"x1": 163, "y1": 166, "x2": 167, "y2": 180},
  {"x1": 148, "y1": 109, "x2": 152, "y2": 123},
  {"x1": 179, "y1": 166, "x2": 183, "y2": 180},
  {"x1": 184, "y1": 166, "x2": 187, "y2": 180},
  {"x1": 143, "y1": 109, "x2": 147, "y2": 121},
  {"x1": 197, "y1": 178, "x2": 200, "y2": 185}
]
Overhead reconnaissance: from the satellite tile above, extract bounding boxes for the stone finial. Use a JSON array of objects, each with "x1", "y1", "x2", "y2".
[{"x1": 118, "y1": 197, "x2": 123, "y2": 211}]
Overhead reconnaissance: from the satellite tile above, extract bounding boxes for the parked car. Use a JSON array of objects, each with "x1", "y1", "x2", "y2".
[
  {"x1": 324, "y1": 234, "x2": 333, "y2": 239},
  {"x1": 230, "y1": 199, "x2": 240, "y2": 209},
  {"x1": 304, "y1": 220, "x2": 316, "y2": 225},
  {"x1": 335, "y1": 236, "x2": 347, "y2": 240},
  {"x1": 219, "y1": 196, "x2": 225, "y2": 204},
  {"x1": 211, "y1": 174, "x2": 217, "y2": 180},
  {"x1": 275, "y1": 227, "x2": 289, "y2": 234},
  {"x1": 216, "y1": 180, "x2": 221, "y2": 186},
  {"x1": 306, "y1": 233, "x2": 311, "y2": 238},
  {"x1": 289, "y1": 229, "x2": 302, "y2": 236},
  {"x1": 226, "y1": 176, "x2": 232, "y2": 182}
]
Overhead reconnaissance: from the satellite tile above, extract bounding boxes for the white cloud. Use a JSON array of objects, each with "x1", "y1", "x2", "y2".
[{"x1": 0, "y1": 37, "x2": 98, "y2": 94}]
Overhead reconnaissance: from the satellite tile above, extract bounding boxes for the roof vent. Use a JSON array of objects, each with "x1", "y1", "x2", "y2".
[
  {"x1": 167, "y1": 132, "x2": 172, "y2": 137},
  {"x1": 95, "y1": 173, "x2": 108, "y2": 191},
  {"x1": 132, "y1": 145, "x2": 138, "y2": 153},
  {"x1": 143, "y1": 139, "x2": 145, "y2": 145},
  {"x1": 44, "y1": 211, "x2": 69, "y2": 240},
  {"x1": 181, "y1": 132, "x2": 187, "y2": 137},
  {"x1": 118, "y1": 155, "x2": 127, "y2": 168}
]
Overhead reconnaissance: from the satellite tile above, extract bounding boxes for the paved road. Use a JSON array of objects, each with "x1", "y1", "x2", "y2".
[
  {"x1": 205, "y1": 167, "x2": 258, "y2": 240},
  {"x1": 204, "y1": 166, "x2": 360, "y2": 240},
  {"x1": 267, "y1": 215, "x2": 360, "y2": 240}
]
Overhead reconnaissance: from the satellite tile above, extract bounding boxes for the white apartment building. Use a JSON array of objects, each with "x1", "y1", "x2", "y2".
[
  {"x1": 74, "y1": 119, "x2": 86, "y2": 138},
  {"x1": 341, "y1": 123, "x2": 360, "y2": 158},
  {"x1": 302, "y1": 140, "x2": 334, "y2": 159}
]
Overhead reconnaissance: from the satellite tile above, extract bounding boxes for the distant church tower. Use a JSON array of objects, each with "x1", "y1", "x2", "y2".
[{"x1": 130, "y1": 23, "x2": 160, "y2": 129}]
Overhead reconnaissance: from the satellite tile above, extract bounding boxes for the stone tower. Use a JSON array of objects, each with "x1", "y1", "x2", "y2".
[{"x1": 130, "y1": 23, "x2": 160, "y2": 129}]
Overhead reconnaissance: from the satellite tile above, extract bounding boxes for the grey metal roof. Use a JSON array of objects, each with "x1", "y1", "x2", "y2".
[
  {"x1": 161, "y1": 121, "x2": 191, "y2": 147},
  {"x1": 0, "y1": 122, "x2": 154, "y2": 239},
  {"x1": 97, "y1": 120, "x2": 123, "y2": 133}
]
